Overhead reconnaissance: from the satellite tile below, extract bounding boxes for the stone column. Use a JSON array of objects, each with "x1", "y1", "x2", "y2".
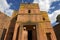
[
  {"x1": 18, "y1": 24, "x2": 23, "y2": 40},
  {"x1": 50, "y1": 29, "x2": 57, "y2": 40},
  {"x1": 12, "y1": 23, "x2": 19, "y2": 40},
  {"x1": 4, "y1": 28, "x2": 8, "y2": 40},
  {"x1": 37, "y1": 23, "x2": 46, "y2": 40}
]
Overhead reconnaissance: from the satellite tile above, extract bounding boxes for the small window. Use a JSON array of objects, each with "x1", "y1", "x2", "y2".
[
  {"x1": 28, "y1": 10, "x2": 31, "y2": 13},
  {"x1": 46, "y1": 33, "x2": 51, "y2": 40},
  {"x1": 43, "y1": 17, "x2": 45, "y2": 20}
]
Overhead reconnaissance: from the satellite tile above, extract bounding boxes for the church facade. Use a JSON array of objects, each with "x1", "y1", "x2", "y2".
[{"x1": 4, "y1": 3, "x2": 57, "y2": 40}]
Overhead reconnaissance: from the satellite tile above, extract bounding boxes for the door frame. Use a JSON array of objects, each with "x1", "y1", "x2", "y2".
[{"x1": 21, "y1": 22, "x2": 38, "y2": 40}]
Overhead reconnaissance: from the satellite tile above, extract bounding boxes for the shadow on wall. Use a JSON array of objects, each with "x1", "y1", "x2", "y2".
[
  {"x1": 1, "y1": 28, "x2": 7, "y2": 40},
  {"x1": 4, "y1": 15, "x2": 17, "y2": 40}
]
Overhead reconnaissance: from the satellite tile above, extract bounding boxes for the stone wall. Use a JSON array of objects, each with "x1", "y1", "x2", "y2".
[{"x1": 0, "y1": 12, "x2": 10, "y2": 40}]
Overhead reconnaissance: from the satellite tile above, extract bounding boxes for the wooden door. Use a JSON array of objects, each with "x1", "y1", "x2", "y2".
[{"x1": 32, "y1": 28, "x2": 37, "y2": 40}]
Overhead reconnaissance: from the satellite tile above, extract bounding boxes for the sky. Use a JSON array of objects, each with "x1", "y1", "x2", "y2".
[{"x1": 0, "y1": 0, "x2": 60, "y2": 26}]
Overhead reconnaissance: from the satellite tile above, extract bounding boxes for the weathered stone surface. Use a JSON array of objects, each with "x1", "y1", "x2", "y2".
[
  {"x1": 53, "y1": 23, "x2": 60, "y2": 40},
  {"x1": 4, "y1": 3, "x2": 57, "y2": 40},
  {"x1": 0, "y1": 12, "x2": 11, "y2": 40}
]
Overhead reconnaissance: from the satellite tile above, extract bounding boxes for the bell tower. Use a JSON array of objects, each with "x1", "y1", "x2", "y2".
[{"x1": 4, "y1": 0, "x2": 57, "y2": 40}]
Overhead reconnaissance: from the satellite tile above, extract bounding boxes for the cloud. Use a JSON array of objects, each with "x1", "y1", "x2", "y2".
[
  {"x1": 38, "y1": 0, "x2": 60, "y2": 12},
  {"x1": 0, "y1": 0, "x2": 10, "y2": 7},
  {"x1": 48, "y1": 10, "x2": 60, "y2": 23},
  {"x1": 33, "y1": 0, "x2": 39, "y2": 3},
  {"x1": 0, "y1": 0, "x2": 52, "y2": 16},
  {"x1": 38, "y1": 0, "x2": 51, "y2": 11},
  {"x1": 0, "y1": 0, "x2": 13, "y2": 16},
  {"x1": 0, "y1": 0, "x2": 10, "y2": 11},
  {"x1": 0, "y1": 0, "x2": 60, "y2": 25},
  {"x1": 37, "y1": 0, "x2": 60, "y2": 26},
  {"x1": 4, "y1": 9, "x2": 13, "y2": 16}
]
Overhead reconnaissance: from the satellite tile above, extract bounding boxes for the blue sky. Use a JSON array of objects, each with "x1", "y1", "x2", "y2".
[
  {"x1": 7, "y1": 0, "x2": 34, "y2": 10},
  {"x1": 0, "y1": 0, "x2": 60, "y2": 26},
  {"x1": 48, "y1": 1, "x2": 60, "y2": 14}
]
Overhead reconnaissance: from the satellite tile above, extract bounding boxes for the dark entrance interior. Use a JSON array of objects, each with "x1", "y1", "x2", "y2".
[
  {"x1": 28, "y1": 30, "x2": 32, "y2": 40},
  {"x1": 23, "y1": 25, "x2": 37, "y2": 40}
]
